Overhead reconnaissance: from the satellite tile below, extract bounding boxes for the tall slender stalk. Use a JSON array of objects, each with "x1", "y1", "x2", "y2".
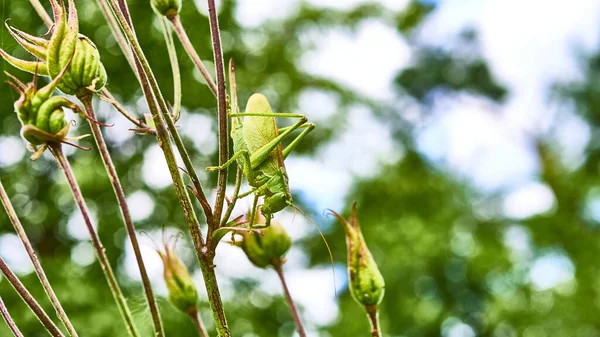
[
  {"x1": 189, "y1": 309, "x2": 209, "y2": 337},
  {"x1": 206, "y1": 0, "x2": 229, "y2": 233},
  {"x1": 366, "y1": 305, "x2": 382, "y2": 337},
  {"x1": 0, "y1": 180, "x2": 79, "y2": 337},
  {"x1": 160, "y1": 18, "x2": 182, "y2": 121},
  {"x1": 0, "y1": 295, "x2": 25, "y2": 337},
  {"x1": 78, "y1": 95, "x2": 164, "y2": 337},
  {"x1": 169, "y1": 15, "x2": 217, "y2": 97},
  {"x1": 274, "y1": 265, "x2": 307, "y2": 337},
  {"x1": 28, "y1": 0, "x2": 52, "y2": 27},
  {"x1": 48, "y1": 145, "x2": 140, "y2": 337},
  {"x1": 0, "y1": 257, "x2": 65, "y2": 337}
]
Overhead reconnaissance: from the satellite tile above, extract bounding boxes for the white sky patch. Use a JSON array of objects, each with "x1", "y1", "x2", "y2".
[
  {"x1": 101, "y1": 100, "x2": 135, "y2": 146},
  {"x1": 142, "y1": 144, "x2": 178, "y2": 190},
  {"x1": 301, "y1": 20, "x2": 411, "y2": 100},
  {"x1": 234, "y1": 0, "x2": 298, "y2": 28},
  {"x1": 306, "y1": 0, "x2": 409, "y2": 11},
  {"x1": 71, "y1": 241, "x2": 95, "y2": 267},
  {"x1": 528, "y1": 252, "x2": 575, "y2": 291},
  {"x1": 503, "y1": 225, "x2": 533, "y2": 261},
  {"x1": 0, "y1": 136, "x2": 26, "y2": 167},
  {"x1": 0, "y1": 234, "x2": 34, "y2": 275},
  {"x1": 66, "y1": 208, "x2": 98, "y2": 241},
  {"x1": 417, "y1": 95, "x2": 538, "y2": 192},
  {"x1": 502, "y1": 182, "x2": 556, "y2": 220},
  {"x1": 297, "y1": 89, "x2": 339, "y2": 123},
  {"x1": 179, "y1": 112, "x2": 218, "y2": 156},
  {"x1": 126, "y1": 190, "x2": 155, "y2": 221},
  {"x1": 442, "y1": 318, "x2": 476, "y2": 337}
]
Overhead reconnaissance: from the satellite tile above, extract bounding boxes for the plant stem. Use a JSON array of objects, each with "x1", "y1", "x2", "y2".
[
  {"x1": 160, "y1": 17, "x2": 182, "y2": 121},
  {"x1": 206, "y1": 0, "x2": 229, "y2": 229},
  {"x1": 0, "y1": 257, "x2": 64, "y2": 337},
  {"x1": 78, "y1": 96, "x2": 164, "y2": 337},
  {"x1": 0, "y1": 295, "x2": 25, "y2": 337},
  {"x1": 0, "y1": 180, "x2": 78, "y2": 337},
  {"x1": 274, "y1": 265, "x2": 307, "y2": 337},
  {"x1": 198, "y1": 256, "x2": 230, "y2": 336},
  {"x1": 48, "y1": 145, "x2": 140, "y2": 337},
  {"x1": 29, "y1": 0, "x2": 53, "y2": 27},
  {"x1": 219, "y1": 167, "x2": 242, "y2": 228},
  {"x1": 189, "y1": 308, "x2": 209, "y2": 337},
  {"x1": 103, "y1": 2, "x2": 231, "y2": 335},
  {"x1": 94, "y1": 0, "x2": 136, "y2": 73},
  {"x1": 169, "y1": 15, "x2": 217, "y2": 97},
  {"x1": 365, "y1": 305, "x2": 382, "y2": 337}
]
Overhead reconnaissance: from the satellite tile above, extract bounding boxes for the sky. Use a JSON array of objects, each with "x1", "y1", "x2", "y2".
[{"x1": 1, "y1": 0, "x2": 600, "y2": 335}]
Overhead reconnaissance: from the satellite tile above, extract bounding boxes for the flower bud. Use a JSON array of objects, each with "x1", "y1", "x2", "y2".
[
  {"x1": 7, "y1": 59, "x2": 88, "y2": 160},
  {"x1": 0, "y1": 0, "x2": 107, "y2": 97},
  {"x1": 151, "y1": 0, "x2": 181, "y2": 18},
  {"x1": 330, "y1": 203, "x2": 385, "y2": 307},
  {"x1": 240, "y1": 214, "x2": 292, "y2": 269},
  {"x1": 157, "y1": 242, "x2": 198, "y2": 314}
]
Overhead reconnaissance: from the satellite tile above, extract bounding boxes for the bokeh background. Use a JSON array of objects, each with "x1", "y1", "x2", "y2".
[{"x1": 0, "y1": 0, "x2": 599, "y2": 336}]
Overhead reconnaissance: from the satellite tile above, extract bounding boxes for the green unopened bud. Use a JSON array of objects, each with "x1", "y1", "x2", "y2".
[
  {"x1": 0, "y1": 0, "x2": 107, "y2": 97},
  {"x1": 6, "y1": 60, "x2": 89, "y2": 160},
  {"x1": 157, "y1": 242, "x2": 198, "y2": 314},
  {"x1": 331, "y1": 203, "x2": 385, "y2": 307},
  {"x1": 240, "y1": 214, "x2": 292, "y2": 269},
  {"x1": 151, "y1": 0, "x2": 181, "y2": 18}
]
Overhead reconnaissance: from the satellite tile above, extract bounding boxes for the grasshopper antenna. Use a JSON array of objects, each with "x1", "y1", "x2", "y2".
[{"x1": 290, "y1": 204, "x2": 337, "y2": 298}]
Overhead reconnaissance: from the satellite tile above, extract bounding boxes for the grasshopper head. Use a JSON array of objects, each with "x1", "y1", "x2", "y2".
[{"x1": 262, "y1": 192, "x2": 293, "y2": 216}]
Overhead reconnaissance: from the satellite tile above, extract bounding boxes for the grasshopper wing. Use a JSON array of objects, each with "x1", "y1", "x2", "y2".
[{"x1": 243, "y1": 93, "x2": 284, "y2": 173}]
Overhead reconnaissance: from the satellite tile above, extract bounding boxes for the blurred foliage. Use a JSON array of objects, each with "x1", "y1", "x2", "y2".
[{"x1": 0, "y1": 0, "x2": 599, "y2": 337}]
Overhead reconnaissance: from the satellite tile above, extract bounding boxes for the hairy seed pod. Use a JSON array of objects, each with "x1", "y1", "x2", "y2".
[
  {"x1": 330, "y1": 203, "x2": 385, "y2": 307},
  {"x1": 0, "y1": 0, "x2": 107, "y2": 96},
  {"x1": 151, "y1": 0, "x2": 182, "y2": 18},
  {"x1": 157, "y1": 241, "x2": 198, "y2": 314},
  {"x1": 6, "y1": 60, "x2": 89, "y2": 160},
  {"x1": 239, "y1": 214, "x2": 292, "y2": 269}
]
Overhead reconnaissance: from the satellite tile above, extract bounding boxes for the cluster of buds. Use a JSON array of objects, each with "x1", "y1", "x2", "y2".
[
  {"x1": 1, "y1": 0, "x2": 107, "y2": 97},
  {"x1": 238, "y1": 213, "x2": 292, "y2": 269},
  {"x1": 157, "y1": 239, "x2": 199, "y2": 315},
  {"x1": 330, "y1": 203, "x2": 385, "y2": 309}
]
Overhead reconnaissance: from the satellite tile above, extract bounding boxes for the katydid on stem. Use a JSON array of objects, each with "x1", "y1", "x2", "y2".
[
  {"x1": 207, "y1": 60, "x2": 337, "y2": 292},
  {"x1": 206, "y1": 59, "x2": 314, "y2": 229}
]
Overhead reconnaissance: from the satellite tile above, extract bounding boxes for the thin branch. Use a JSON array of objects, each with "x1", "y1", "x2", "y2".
[
  {"x1": 0, "y1": 180, "x2": 78, "y2": 337},
  {"x1": 0, "y1": 295, "x2": 25, "y2": 337},
  {"x1": 49, "y1": 145, "x2": 140, "y2": 337},
  {"x1": 160, "y1": 17, "x2": 182, "y2": 121},
  {"x1": 189, "y1": 309, "x2": 209, "y2": 337},
  {"x1": 274, "y1": 265, "x2": 307, "y2": 337},
  {"x1": 207, "y1": 0, "x2": 229, "y2": 233},
  {"x1": 0, "y1": 257, "x2": 64, "y2": 337},
  {"x1": 78, "y1": 96, "x2": 164, "y2": 337},
  {"x1": 169, "y1": 15, "x2": 217, "y2": 97},
  {"x1": 28, "y1": 0, "x2": 53, "y2": 27},
  {"x1": 219, "y1": 167, "x2": 242, "y2": 228}
]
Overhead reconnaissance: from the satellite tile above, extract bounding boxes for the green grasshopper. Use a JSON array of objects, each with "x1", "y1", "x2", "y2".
[{"x1": 206, "y1": 59, "x2": 314, "y2": 228}]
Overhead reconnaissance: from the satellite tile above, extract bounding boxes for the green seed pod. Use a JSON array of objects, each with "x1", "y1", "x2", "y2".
[
  {"x1": 6, "y1": 61, "x2": 88, "y2": 160},
  {"x1": 158, "y1": 241, "x2": 198, "y2": 314},
  {"x1": 151, "y1": 0, "x2": 181, "y2": 18},
  {"x1": 330, "y1": 203, "x2": 385, "y2": 307},
  {"x1": 0, "y1": 0, "x2": 107, "y2": 96},
  {"x1": 240, "y1": 214, "x2": 292, "y2": 269}
]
